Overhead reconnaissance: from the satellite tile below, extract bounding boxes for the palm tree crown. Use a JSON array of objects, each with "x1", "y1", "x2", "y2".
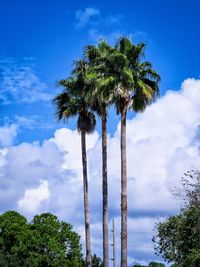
[{"x1": 53, "y1": 61, "x2": 96, "y2": 134}]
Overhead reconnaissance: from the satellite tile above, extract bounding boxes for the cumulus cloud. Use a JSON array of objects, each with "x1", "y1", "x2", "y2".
[
  {"x1": 0, "y1": 124, "x2": 18, "y2": 146},
  {"x1": 18, "y1": 180, "x2": 50, "y2": 213},
  {"x1": 1, "y1": 78, "x2": 200, "y2": 264},
  {"x1": 0, "y1": 57, "x2": 52, "y2": 104},
  {"x1": 75, "y1": 7, "x2": 100, "y2": 28},
  {"x1": 74, "y1": 7, "x2": 123, "y2": 43},
  {"x1": 88, "y1": 29, "x2": 123, "y2": 43}
]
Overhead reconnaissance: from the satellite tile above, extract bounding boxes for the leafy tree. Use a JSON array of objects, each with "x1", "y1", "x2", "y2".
[
  {"x1": 91, "y1": 254, "x2": 103, "y2": 267},
  {"x1": 0, "y1": 211, "x2": 83, "y2": 267},
  {"x1": 153, "y1": 170, "x2": 200, "y2": 266},
  {"x1": 82, "y1": 254, "x2": 103, "y2": 267},
  {"x1": 148, "y1": 262, "x2": 165, "y2": 267},
  {"x1": 173, "y1": 170, "x2": 200, "y2": 207},
  {"x1": 132, "y1": 262, "x2": 165, "y2": 267},
  {"x1": 0, "y1": 211, "x2": 27, "y2": 266},
  {"x1": 53, "y1": 60, "x2": 96, "y2": 267}
]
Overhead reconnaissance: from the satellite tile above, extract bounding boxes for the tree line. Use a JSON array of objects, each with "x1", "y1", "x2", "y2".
[
  {"x1": 53, "y1": 36, "x2": 160, "y2": 267},
  {"x1": 0, "y1": 210, "x2": 104, "y2": 267}
]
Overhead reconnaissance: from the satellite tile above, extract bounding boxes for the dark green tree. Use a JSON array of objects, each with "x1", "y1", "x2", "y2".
[
  {"x1": 132, "y1": 262, "x2": 165, "y2": 267},
  {"x1": 0, "y1": 211, "x2": 27, "y2": 266},
  {"x1": 82, "y1": 254, "x2": 103, "y2": 267},
  {"x1": 53, "y1": 60, "x2": 96, "y2": 267},
  {"x1": 91, "y1": 254, "x2": 103, "y2": 267},
  {"x1": 0, "y1": 211, "x2": 83, "y2": 267},
  {"x1": 153, "y1": 204, "x2": 200, "y2": 266},
  {"x1": 153, "y1": 170, "x2": 200, "y2": 266},
  {"x1": 148, "y1": 262, "x2": 165, "y2": 267}
]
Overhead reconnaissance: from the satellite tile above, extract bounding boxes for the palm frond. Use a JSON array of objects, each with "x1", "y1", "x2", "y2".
[
  {"x1": 116, "y1": 36, "x2": 132, "y2": 55},
  {"x1": 121, "y1": 67, "x2": 134, "y2": 86},
  {"x1": 53, "y1": 92, "x2": 78, "y2": 121},
  {"x1": 84, "y1": 45, "x2": 100, "y2": 63}
]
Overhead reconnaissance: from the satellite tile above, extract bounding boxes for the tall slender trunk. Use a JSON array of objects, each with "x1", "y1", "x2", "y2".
[
  {"x1": 120, "y1": 105, "x2": 127, "y2": 267},
  {"x1": 81, "y1": 130, "x2": 91, "y2": 267},
  {"x1": 102, "y1": 105, "x2": 109, "y2": 267}
]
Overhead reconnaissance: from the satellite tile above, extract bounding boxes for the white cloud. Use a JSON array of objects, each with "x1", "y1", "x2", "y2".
[
  {"x1": 1, "y1": 78, "x2": 200, "y2": 264},
  {"x1": 75, "y1": 7, "x2": 100, "y2": 28},
  {"x1": 18, "y1": 180, "x2": 50, "y2": 213},
  {"x1": 1, "y1": 115, "x2": 54, "y2": 138},
  {"x1": 88, "y1": 29, "x2": 123, "y2": 43},
  {"x1": 105, "y1": 15, "x2": 122, "y2": 25},
  {"x1": 75, "y1": 7, "x2": 123, "y2": 32},
  {"x1": 13, "y1": 115, "x2": 54, "y2": 130},
  {"x1": 0, "y1": 57, "x2": 52, "y2": 104},
  {"x1": 0, "y1": 124, "x2": 18, "y2": 146}
]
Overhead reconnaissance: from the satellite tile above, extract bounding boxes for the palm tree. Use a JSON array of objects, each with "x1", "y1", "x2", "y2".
[
  {"x1": 86, "y1": 37, "x2": 160, "y2": 267},
  {"x1": 115, "y1": 37, "x2": 160, "y2": 267},
  {"x1": 53, "y1": 61, "x2": 96, "y2": 267},
  {"x1": 84, "y1": 41, "x2": 116, "y2": 267}
]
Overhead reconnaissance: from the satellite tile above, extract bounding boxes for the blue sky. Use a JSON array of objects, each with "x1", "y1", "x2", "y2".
[
  {"x1": 1, "y1": 1, "x2": 200, "y2": 265},
  {"x1": 1, "y1": 0, "x2": 200, "y2": 143}
]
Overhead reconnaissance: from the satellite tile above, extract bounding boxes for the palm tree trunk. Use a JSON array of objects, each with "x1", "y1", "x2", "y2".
[
  {"x1": 121, "y1": 105, "x2": 127, "y2": 267},
  {"x1": 102, "y1": 105, "x2": 109, "y2": 267},
  {"x1": 81, "y1": 130, "x2": 92, "y2": 267}
]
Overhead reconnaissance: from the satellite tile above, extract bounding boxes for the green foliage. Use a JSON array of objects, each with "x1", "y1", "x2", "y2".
[
  {"x1": 91, "y1": 254, "x2": 103, "y2": 267},
  {"x1": 85, "y1": 37, "x2": 160, "y2": 116},
  {"x1": 79, "y1": 253, "x2": 103, "y2": 267},
  {"x1": 148, "y1": 262, "x2": 165, "y2": 267},
  {"x1": 154, "y1": 170, "x2": 200, "y2": 266},
  {"x1": 53, "y1": 60, "x2": 96, "y2": 134},
  {"x1": 153, "y1": 205, "x2": 200, "y2": 267},
  {"x1": 132, "y1": 262, "x2": 165, "y2": 267},
  {"x1": 0, "y1": 211, "x2": 83, "y2": 267},
  {"x1": 173, "y1": 170, "x2": 200, "y2": 208}
]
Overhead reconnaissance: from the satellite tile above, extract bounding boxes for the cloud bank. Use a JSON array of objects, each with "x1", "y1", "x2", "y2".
[
  {"x1": 1, "y1": 78, "x2": 200, "y2": 264},
  {"x1": 0, "y1": 124, "x2": 18, "y2": 146}
]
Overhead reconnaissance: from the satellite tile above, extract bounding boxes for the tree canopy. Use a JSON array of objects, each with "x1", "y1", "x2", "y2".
[
  {"x1": 132, "y1": 262, "x2": 165, "y2": 267},
  {"x1": 84, "y1": 37, "x2": 160, "y2": 114},
  {"x1": 173, "y1": 170, "x2": 200, "y2": 207},
  {"x1": 53, "y1": 60, "x2": 96, "y2": 134},
  {"x1": 0, "y1": 211, "x2": 83, "y2": 267},
  {"x1": 153, "y1": 170, "x2": 200, "y2": 267},
  {"x1": 153, "y1": 205, "x2": 200, "y2": 267}
]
